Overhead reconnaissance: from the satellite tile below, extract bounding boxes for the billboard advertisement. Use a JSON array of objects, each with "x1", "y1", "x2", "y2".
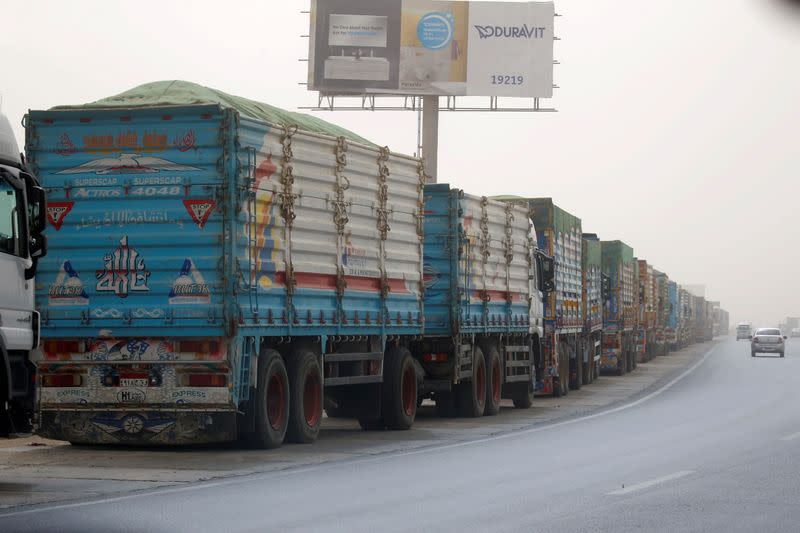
[{"x1": 308, "y1": 0, "x2": 554, "y2": 98}]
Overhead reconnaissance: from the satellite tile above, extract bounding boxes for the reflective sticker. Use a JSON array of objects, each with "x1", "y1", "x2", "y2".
[
  {"x1": 46, "y1": 201, "x2": 74, "y2": 231},
  {"x1": 183, "y1": 199, "x2": 216, "y2": 229}
]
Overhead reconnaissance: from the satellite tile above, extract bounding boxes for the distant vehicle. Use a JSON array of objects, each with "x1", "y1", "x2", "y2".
[
  {"x1": 736, "y1": 323, "x2": 752, "y2": 341},
  {"x1": 750, "y1": 328, "x2": 786, "y2": 358},
  {"x1": 791, "y1": 328, "x2": 800, "y2": 338}
]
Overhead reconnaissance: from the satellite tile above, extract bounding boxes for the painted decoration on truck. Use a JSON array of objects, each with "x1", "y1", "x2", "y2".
[
  {"x1": 172, "y1": 129, "x2": 197, "y2": 152},
  {"x1": 95, "y1": 236, "x2": 150, "y2": 297},
  {"x1": 56, "y1": 133, "x2": 78, "y2": 156},
  {"x1": 46, "y1": 201, "x2": 74, "y2": 231},
  {"x1": 342, "y1": 232, "x2": 379, "y2": 278},
  {"x1": 90, "y1": 413, "x2": 175, "y2": 440},
  {"x1": 80, "y1": 131, "x2": 173, "y2": 154},
  {"x1": 182, "y1": 199, "x2": 216, "y2": 229},
  {"x1": 57, "y1": 154, "x2": 200, "y2": 175},
  {"x1": 423, "y1": 264, "x2": 441, "y2": 290},
  {"x1": 169, "y1": 258, "x2": 210, "y2": 305},
  {"x1": 48, "y1": 260, "x2": 90, "y2": 306},
  {"x1": 249, "y1": 151, "x2": 281, "y2": 290}
]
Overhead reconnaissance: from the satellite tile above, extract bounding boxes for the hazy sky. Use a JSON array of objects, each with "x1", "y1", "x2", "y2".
[{"x1": 2, "y1": 0, "x2": 798, "y2": 327}]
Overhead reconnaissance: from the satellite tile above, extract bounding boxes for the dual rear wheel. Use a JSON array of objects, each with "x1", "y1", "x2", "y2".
[
  {"x1": 358, "y1": 347, "x2": 418, "y2": 431},
  {"x1": 249, "y1": 349, "x2": 323, "y2": 449},
  {"x1": 435, "y1": 344, "x2": 512, "y2": 416}
]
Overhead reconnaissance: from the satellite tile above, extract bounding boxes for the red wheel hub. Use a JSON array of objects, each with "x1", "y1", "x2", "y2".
[
  {"x1": 491, "y1": 357, "x2": 501, "y2": 404},
  {"x1": 266, "y1": 372, "x2": 286, "y2": 431},
  {"x1": 303, "y1": 370, "x2": 322, "y2": 427},
  {"x1": 476, "y1": 359, "x2": 486, "y2": 407},
  {"x1": 401, "y1": 364, "x2": 417, "y2": 417}
]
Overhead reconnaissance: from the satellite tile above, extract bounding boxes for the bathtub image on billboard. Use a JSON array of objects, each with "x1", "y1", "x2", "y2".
[
  {"x1": 325, "y1": 15, "x2": 391, "y2": 81},
  {"x1": 310, "y1": 0, "x2": 402, "y2": 91}
]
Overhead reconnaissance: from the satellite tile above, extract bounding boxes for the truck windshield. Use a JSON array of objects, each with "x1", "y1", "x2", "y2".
[{"x1": 0, "y1": 179, "x2": 22, "y2": 256}]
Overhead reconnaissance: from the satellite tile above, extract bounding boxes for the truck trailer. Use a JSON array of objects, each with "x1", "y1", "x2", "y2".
[
  {"x1": 666, "y1": 280, "x2": 679, "y2": 349},
  {"x1": 0, "y1": 112, "x2": 48, "y2": 436},
  {"x1": 581, "y1": 234, "x2": 602, "y2": 385},
  {"x1": 27, "y1": 82, "x2": 429, "y2": 447},
  {"x1": 600, "y1": 240, "x2": 637, "y2": 375},
  {"x1": 678, "y1": 286, "x2": 692, "y2": 347},
  {"x1": 418, "y1": 186, "x2": 550, "y2": 417},
  {"x1": 654, "y1": 270, "x2": 670, "y2": 356},
  {"x1": 506, "y1": 198, "x2": 582, "y2": 396},
  {"x1": 637, "y1": 259, "x2": 655, "y2": 363}
]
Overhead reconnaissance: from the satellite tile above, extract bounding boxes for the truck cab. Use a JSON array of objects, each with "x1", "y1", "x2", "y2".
[{"x1": 0, "y1": 112, "x2": 47, "y2": 435}]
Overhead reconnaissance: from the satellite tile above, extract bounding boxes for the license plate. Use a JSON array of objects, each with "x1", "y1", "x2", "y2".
[{"x1": 120, "y1": 378, "x2": 149, "y2": 388}]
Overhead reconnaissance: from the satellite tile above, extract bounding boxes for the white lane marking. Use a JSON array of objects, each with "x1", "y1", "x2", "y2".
[
  {"x1": 607, "y1": 470, "x2": 695, "y2": 496},
  {"x1": 780, "y1": 431, "x2": 800, "y2": 442},
  {"x1": 0, "y1": 344, "x2": 720, "y2": 518}
]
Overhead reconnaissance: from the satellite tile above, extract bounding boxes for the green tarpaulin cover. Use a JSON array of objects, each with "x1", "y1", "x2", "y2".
[{"x1": 52, "y1": 80, "x2": 375, "y2": 146}]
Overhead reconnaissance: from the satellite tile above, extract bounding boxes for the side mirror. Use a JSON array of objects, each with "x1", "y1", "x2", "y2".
[
  {"x1": 534, "y1": 250, "x2": 555, "y2": 294},
  {"x1": 24, "y1": 232, "x2": 46, "y2": 280},
  {"x1": 24, "y1": 185, "x2": 47, "y2": 281},
  {"x1": 27, "y1": 186, "x2": 47, "y2": 235}
]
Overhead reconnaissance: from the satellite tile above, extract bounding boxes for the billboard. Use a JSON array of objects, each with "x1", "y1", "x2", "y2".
[{"x1": 308, "y1": 0, "x2": 554, "y2": 98}]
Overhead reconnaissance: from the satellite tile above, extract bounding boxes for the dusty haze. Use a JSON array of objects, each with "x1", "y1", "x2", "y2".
[{"x1": 2, "y1": 0, "x2": 798, "y2": 328}]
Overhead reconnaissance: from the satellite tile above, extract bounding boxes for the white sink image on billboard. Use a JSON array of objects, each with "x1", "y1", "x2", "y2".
[{"x1": 324, "y1": 56, "x2": 391, "y2": 81}]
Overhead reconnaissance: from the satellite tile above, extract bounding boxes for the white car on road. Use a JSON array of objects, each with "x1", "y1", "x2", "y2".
[{"x1": 750, "y1": 328, "x2": 787, "y2": 358}]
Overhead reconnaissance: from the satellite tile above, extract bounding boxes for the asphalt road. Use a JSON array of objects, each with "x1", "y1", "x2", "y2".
[{"x1": 2, "y1": 337, "x2": 799, "y2": 532}]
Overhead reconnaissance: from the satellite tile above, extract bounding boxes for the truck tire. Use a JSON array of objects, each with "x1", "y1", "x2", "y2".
[
  {"x1": 483, "y1": 346, "x2": 502, "y2": 416},
  {"x1": 458, "y1": 346, "x2": 486, "y2": 417},
  {"x1": 250, "y1": 349, "x2": 289, "y2": 449},
  {"x1": 511, "y1": 382, "x2": 533, "y2": 408},
  {"x1": 751, "y1": 350, "x2": 756, "y2": 357},
  {"x1": 581, "y1": 340, "x2": 591, "y2": 386},
  {"x1": 382, "y1": 347, "x2": 417, "y2": 430},
  {"x1": 556, "y1": 348, "x2": 569, "y2": 396},
  {"x1": 570, "y1": 344, "x2": 582, "y2": 391},
  {"x1": 286, "y1": 350, "x2": 323, "y2": 444}
]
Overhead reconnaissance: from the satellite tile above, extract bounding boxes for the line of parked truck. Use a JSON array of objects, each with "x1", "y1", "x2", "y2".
[{"x1": 0, "y1": 81, "x2": 727, "y2": 445}]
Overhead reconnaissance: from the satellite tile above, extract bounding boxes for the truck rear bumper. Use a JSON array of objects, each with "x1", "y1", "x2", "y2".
[{"x1": 36, "y1": 409, "x2": 237, "y2": 445}]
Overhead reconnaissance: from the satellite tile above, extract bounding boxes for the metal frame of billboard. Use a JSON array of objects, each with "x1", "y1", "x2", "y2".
[
  {"x1": 298, "y1": 87, "x2": 559, "y2": 112},
  {"x1": 300, "y1": 5, "x2": 560, "y2": 181}
]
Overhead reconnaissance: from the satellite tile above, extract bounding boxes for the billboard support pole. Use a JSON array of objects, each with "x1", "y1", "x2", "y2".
[{"x1": 422, "y1": 95, "x2": 439, "y2": 183}]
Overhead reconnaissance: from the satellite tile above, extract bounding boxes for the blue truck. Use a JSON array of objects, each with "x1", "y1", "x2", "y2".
[
  {"x1": 417, "y1": 186, "x2": 552, "y2": 417},
  {"x1": 27, "y1": 82, "x2": 429, "y2": 447},
  {"x1": 26, "y1": 81, "x2": 552, "y2": 446}
]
